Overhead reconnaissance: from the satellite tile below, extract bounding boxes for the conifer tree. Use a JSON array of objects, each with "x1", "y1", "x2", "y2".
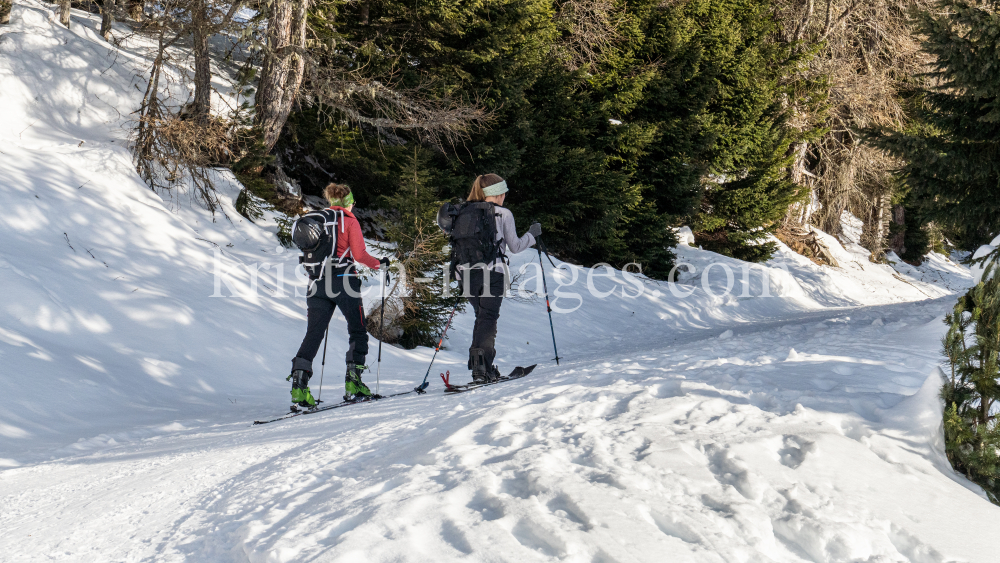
[
  {"x1": 379, "y1": 148, "x2": 465, "y2": 349},
  {"x1": 873, "y1": 0, "x2": 1000, "y2": 249},
  {"x1": 287, "y1": 0, "x2": 817, "y2": 275},
  {"x1": 941, "y1": 258, "x2": 1000, "y2": 503},
  {"x1": 633, "y1": 0, "x2": 815, "y2": 262},
  {"x1": 295, "y1": 0, "x2": 677, "y2": 274}
]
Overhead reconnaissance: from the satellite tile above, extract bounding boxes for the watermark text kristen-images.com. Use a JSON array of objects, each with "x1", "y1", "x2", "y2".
[{"x1": 210, "y1": 248, "x2": 786, "y2": 313}]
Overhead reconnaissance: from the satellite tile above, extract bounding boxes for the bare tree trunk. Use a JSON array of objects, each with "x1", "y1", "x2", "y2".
[
  {"x1": 0, "y1": 0, "x2": 11, "y2": 25},
  {"x1": 191, "y1": 0, "x2": 213, "y2": 123},
  {"x1": 127, "y1": 0, "x2": 142, "y2": 21},
  {"x1": 888, "y1": 204, "x2": 905, "y2": 256},
  {"x1": 789, "y1": 142, "x2": 809, "y2": 187},
  {"x1": 59, "y1": 0, "x2": 70, "y2": 27},
  {"x1": 786, "y1": 141, "x2": 817, "y2": 226},
  {"x1": 861, "y1": 194, "x2": 889, "y2": 261},
  {"x1": 255, "y1": 0, "x2": 309, "y2": 151},
  {"x1": 100, "y1": 0, "x2": 115, "y2": 40}
]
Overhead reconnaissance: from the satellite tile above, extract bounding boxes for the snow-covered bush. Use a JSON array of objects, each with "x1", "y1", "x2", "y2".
[{"x1": 970, "y1": 234, "x2": 1000, "y2": 284}]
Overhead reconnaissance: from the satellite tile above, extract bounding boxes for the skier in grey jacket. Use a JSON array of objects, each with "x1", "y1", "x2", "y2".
[{"x1": 460, "y1": 174, "x2": 541, "y2": 383}]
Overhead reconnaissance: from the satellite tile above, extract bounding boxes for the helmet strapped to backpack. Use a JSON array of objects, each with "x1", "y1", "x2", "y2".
[
  {"x1": 292, "y1": 216, "x2": 324, "y2": 251},
  {"x1": 291, "y1": 209, "x2": 353, "y2": 280},
  {"x1": 448, "y1": 202, "x2": 506, "y2": 275},
  {"x1": 437, "y1": 203, "x2": 459, "y2": 234}
]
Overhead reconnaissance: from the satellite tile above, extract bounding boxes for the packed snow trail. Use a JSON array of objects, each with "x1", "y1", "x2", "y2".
[{"x1": 3, "y1": 298, "x2": 999, "y2": 562}]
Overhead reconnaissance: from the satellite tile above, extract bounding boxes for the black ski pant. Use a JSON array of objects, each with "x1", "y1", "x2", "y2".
[
  {"x1": 293, "y1": 267, "x2": 368, "y2": 374},
  {"x1": 465, "y1": 268, "x2": 505, "y2": 370}
]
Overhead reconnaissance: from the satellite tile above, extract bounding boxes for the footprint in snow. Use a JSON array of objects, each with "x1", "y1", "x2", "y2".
[{"x1": 777, "y1": 435, "x2": 815, "y2": 469}]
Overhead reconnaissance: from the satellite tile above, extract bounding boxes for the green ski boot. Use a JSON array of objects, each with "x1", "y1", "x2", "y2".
[
  {"x1": 344, "y1": 364, "x2": 373, "y2": 401},
  {"x1": 287, "y1": 369, "x2": 317, "y2": 408}
]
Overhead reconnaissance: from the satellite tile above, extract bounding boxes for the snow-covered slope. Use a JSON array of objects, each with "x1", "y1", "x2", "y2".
[
  {"x1": 2, "y1": 2, "x2": 997, "y2": 562},
  {"x1": 0, "y1": 0, "x2": 324, "y2": 456}
]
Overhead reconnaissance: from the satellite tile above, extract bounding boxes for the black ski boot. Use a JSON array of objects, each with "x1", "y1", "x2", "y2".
[{"x1": 469, "y1": 348, "x2": 498, "y2": 384}]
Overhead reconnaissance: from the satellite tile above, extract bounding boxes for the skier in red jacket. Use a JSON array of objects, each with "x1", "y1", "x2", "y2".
[{"x1": 288, "y1": 183, "x2": 389, "y2": 407}]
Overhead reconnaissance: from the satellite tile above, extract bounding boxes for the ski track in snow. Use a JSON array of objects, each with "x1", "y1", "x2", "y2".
[{"x1": 1, "y1": 1, "x2": 999, "y2": 562}]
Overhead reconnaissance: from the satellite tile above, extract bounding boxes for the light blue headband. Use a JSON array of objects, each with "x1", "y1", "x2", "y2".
[{"x1": 483, "y1": 180, "x2": 508, "y2": 197}]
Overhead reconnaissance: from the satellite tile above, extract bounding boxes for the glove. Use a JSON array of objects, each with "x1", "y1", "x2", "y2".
[{"x1": 528, "y1": 222, "x2": 542, "y2": 238}]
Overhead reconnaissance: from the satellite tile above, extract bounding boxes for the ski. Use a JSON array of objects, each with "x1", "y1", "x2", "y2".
[
  {"x1": 252, "y1": 391, "x2": 413, "y2": 425},
  {"x1": 253, "y1": 365, "x2": 537, "y2": 425},
  {"x1": 440, "y1": 365, "x2": 537, "y2": 393}
]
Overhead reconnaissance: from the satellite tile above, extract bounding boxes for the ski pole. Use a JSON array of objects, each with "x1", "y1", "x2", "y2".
[
  {"x1": 414, "y1": 302, "x2": 461, "y2": 393},
  {"x1": 376, "y1": 265, "x2": 389, "y2": 396},
  {"x1": 318, "y1": 326, "x2": 329, "y2": 402},
  {"x1": 536, "y1": 238, "x2": 561, "y2": 365},
  {"x1": 537, "y1": 235, "x2": 558, "y2": 269}
]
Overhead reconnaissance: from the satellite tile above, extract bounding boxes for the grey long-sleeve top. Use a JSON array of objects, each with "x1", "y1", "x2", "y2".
[{"x1": 495, "y1": 206, "x2": 535, "y2": 258}]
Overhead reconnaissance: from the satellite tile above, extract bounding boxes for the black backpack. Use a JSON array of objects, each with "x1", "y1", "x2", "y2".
[
  {"x1": 291, "y1": 209, "x2": 351, "y2": 280},
  {"x1": 442, "y1": 202, "x2": 506, "y2": 274}
]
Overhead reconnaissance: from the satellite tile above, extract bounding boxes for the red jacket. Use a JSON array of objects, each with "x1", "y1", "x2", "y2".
[{"x1": 329, "y1": 206, "x2": 381, "y2": 269}]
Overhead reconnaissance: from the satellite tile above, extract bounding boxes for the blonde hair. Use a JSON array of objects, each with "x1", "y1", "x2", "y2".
[
  {"x1": 324, "y1": 183, "x2": 352, "y2": 203},
  {"x1": 467, "y1": 174, "x2": 504, "y2": 202}
]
